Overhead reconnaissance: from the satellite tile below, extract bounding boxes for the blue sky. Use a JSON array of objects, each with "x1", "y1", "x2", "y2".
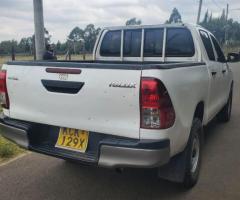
[{"x1": 0, "y1": 0, "x2": 239, "y2": 43}]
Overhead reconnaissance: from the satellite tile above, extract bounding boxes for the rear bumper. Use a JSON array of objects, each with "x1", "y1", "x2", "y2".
[
  {"x1": 99, "y1": 145, "x2": 170, "y2": 168},
  {"x1": 0, "y1": 115, "x2": 29, "y2": 148},
  {"x1": 0, "y1": 116, "x2": 170, "y2": 168}
]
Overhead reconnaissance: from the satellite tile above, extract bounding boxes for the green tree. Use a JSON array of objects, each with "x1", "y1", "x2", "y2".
[
  {"x1": 84, "y1": 24, "x2": 101, "y2": 52},
  {"x1": 54, "y1": 41, "x2": 68, "y2": 54},
  {"x1": 68, "y1": 27, "x2": 84, "y2": 41},
  {"x1": 126, "y1": 18, "x2": 142, "y2": 26},
  {"x1": 68, "y1": 27, "x2": 84, "y2": 54},
  {"x1": 220, "y1": 9, "x2": 226, "y2": 21},
  {"x1": 0, "y1": 40, "x2": 18, "y2": 54},
  {"x1": 203, "y1": 10, "x2": 209, "y2": 24},
  {"x1": 67, "y1": 24, "x2": 101, "y2": 54},
  {"x1": 166, "y1": 8, "x2": 182, "y2": 23},
  {"x1": 200, "y1": 9, "x2": 240, "y2": 45},
  {"x1": 18, "y1": 37, "x2": 33, "y2": 54}
]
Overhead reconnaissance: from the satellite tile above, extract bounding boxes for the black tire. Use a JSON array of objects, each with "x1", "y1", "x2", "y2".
[
  {"x1": 182, "y1": 118, "x2": 203, "y2": 189},
  {"x1": 217, "y1": 88, "x2": 233, "y2": 123}
]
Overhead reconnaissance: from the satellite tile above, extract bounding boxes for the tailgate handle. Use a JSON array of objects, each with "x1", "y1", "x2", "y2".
[{"x1": 41, "y1": 80, "x2": 84, "y2": 94}]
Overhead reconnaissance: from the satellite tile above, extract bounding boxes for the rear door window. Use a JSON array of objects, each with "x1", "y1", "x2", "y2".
[
  {"x1": 166, "y1": 28, "x2": 195, "y2": 57},
  {"x1": 144, "y1": 28, "x2": 164, "y2": 57},
  {"x1": 100, "y1": 30, "x2": 121, "y2": 57},
  {"x1": 199, "y1": 30, "x2": 215, "y2": 61},
  {"x1": 123, "y1": 29, "x2": 142, "y2": 57}
]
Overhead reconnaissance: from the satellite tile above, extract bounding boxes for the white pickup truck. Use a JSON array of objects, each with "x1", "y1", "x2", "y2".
[{"x1": 0, "y1": 24, "x2": 236, "y2": 188}]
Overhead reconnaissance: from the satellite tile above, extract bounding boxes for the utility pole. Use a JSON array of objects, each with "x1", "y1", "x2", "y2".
[
  {"x1": 33, "y1": 0, "x2": 45, "y2": 60},
  {"x1": 225, "y1": 4, "x2": 229, "y2": 45},
  {"x1": 197, "y1": 0, "x2": 203, "y2": 24}
]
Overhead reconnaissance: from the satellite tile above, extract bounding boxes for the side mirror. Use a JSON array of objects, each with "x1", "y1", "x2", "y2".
[{"x1": 227, "y1": 53, "x2": 240, "y2": 63}]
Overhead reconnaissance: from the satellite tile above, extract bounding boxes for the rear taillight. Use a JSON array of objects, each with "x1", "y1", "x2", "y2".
[
  {"x1": 0, "y1": 70, "x2": 9, "y2": 109},
  {"x1": 140, "y1": 78, "x2": 175, "y2": 129}
]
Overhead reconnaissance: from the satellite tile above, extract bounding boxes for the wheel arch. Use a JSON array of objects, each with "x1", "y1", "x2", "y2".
[
  {"x1": 193, "y1": 101, "x2": 205, "y2": 123},
  {"x1": 231, "y1": 81, "x2": 234, "y2": 91}
]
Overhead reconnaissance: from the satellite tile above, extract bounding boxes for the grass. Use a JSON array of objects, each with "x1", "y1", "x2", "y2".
[
  {"x1": 0, "y1": 135, "x2": 25, "y2": 162},
  {"x1": 0, "y1": 55, "x2": 34, "y2": 67}
]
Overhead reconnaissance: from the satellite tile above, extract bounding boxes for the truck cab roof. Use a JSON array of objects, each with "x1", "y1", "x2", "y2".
[{"x1": 103, "y1": 23, "x2": 204, "y2": 30}]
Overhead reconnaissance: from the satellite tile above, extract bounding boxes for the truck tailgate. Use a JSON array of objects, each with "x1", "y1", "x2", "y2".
[{"x1": 6, "y1": 64, "x2": 141, "y2": 139}]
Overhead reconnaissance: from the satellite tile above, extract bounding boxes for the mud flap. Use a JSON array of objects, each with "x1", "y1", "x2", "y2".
[{"x1": 158, "y1": 150, "x2": 187, "y2": 183}]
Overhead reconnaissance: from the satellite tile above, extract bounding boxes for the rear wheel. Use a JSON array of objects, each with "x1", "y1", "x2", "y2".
[
  {"x1": 217, "y1": 89, "x2": 233, "y2": 123},
  {"x1": 182, "y1": 118, "x2": 203, "y2": 189}
]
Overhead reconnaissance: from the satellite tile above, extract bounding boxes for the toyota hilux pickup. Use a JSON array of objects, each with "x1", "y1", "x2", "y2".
[{"x1": 0, "y1": 24, "x2": 234, "y2": 188}]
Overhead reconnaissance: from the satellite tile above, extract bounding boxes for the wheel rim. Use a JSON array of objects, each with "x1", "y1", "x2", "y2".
[{"x1": 191, "y1": 133, "x2": 200, "y2": 174}]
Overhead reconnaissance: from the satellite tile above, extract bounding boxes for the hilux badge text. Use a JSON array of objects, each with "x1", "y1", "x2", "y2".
[{"x1": 109, "y1": 82, "x2": 136, "y2": 88}]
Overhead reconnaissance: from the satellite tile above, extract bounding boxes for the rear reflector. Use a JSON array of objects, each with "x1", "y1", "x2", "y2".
[
  {"x1": 0, "y1": 70, "x2": 9, "y2": 109},
  {"x1": 140, "y1": 78, "x2": 175, "y2": 129}
]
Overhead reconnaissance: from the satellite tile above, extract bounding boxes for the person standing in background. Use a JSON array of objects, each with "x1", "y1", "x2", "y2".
[{"x1": 43, "y1": 44, "x2": 57, "y2": 60}]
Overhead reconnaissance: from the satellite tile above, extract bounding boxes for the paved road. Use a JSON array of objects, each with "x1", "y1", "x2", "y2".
[{"x1": 0, "y1": 63, "x2": 240, "y2": 200}]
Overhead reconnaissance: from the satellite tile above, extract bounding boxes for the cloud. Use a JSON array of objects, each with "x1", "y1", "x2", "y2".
[{"x1": 0, "y1": 0, "x2": 239, "y2": 43}]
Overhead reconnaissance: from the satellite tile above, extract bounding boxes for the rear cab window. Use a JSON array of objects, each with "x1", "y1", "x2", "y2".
[
  {"x1": 166, "y1": 28, "x2": 195, "y2": 57},
  {"x1": 144, "y1": 28, "x2": 164, "y2": 57},
  {"x1": 123, "y1": 29, "x2": 142, "y2": 57},
  {"x1": 97, "y1": 26, "x2": 196, "y2": 61},
  {"x1": 100, "y1": 30, "x2": 121, "y2": 57}
]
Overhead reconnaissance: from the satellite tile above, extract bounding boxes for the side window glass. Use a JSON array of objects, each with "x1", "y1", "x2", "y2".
[
  {"x1": 199, "y1": 30, "x2": 215, "y2": 61},
  {"x1": 124, "y1": 29, "x2": 142, "y2": 57},
  {"x1": 210, "y1": 35, "x2": 226, "y2": 63}
]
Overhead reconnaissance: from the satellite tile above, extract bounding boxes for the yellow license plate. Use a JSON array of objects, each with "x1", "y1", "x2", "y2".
[{"x1": 55, "y1": 128, "x2": 89, "y2": 153}]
